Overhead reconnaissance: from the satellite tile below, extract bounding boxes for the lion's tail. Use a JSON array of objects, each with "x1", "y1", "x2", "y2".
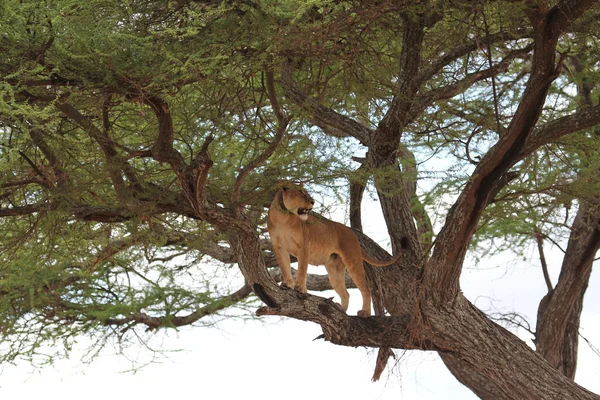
[{"x1": 361, "y1": 249, "x2": 402, "y2": 266}]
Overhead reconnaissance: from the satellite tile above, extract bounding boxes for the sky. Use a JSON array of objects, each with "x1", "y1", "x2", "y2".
[{"x1": 0, "y1": 198, "x2": 599, "y2": 399}]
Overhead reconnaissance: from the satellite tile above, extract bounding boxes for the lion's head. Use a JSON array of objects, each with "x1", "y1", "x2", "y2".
[{"x1": 280, "y1": 183, "x2": 314, "y2": 221}]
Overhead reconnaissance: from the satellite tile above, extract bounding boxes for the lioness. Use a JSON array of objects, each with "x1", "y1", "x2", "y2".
[{"x1": 267, "y1": 182, "x2": 401, "y2": 317}]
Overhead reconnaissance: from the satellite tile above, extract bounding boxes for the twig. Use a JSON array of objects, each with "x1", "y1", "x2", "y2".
[
  {"x1": 481, "y1": 2, "x2": 502, "y2": 136},
  {"x1": 534, "y1": 231, "x2": 553, "y2": 293}
]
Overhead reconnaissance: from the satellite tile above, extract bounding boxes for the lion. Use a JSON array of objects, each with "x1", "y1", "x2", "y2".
[{"x1": 267, "y1": 182, "x2": 401, "y2": 317}]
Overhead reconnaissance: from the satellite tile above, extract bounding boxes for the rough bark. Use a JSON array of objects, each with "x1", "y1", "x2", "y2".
[
  {"x1": 536, "y1": 201, "x2": 600, "y2": 378},
  {"x1": 534, "y1": 49, "x2": 600, "y2": 379},
  {"x1": 423, "y1": 0, "x2": 596, "y2": 304},
  {"x1": 363, "y1": 10, "x2": 429, "y2": 318},
  {"x1": 272, "y1": 1, "x2": 599, "y2": 399},
  {"x1": 425, "y1": 297, "x2": 598, "y2": 400},
  {"x1": 3, "y1": 2, "x2": 599, "y2": 399}
]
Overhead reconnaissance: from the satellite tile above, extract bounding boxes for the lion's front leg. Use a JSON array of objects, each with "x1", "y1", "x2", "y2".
[
  {"x1": 294, "y1": 244, "x2": 309, "y2": 294},
  {"x1": 273, "y1": 244, "x2": 295, "y2": 289}
]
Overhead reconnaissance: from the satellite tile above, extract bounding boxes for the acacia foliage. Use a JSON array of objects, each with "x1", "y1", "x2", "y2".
[
  {"x1": 1, "y1": 0, "x2": 355, "y2": 364},
  {"x1": 0, "y1": 0, "x2": 599, "y2": 396}
]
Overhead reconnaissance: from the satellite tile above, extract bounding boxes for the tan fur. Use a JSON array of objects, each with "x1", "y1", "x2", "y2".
[{"x1": 267, "y1": 183, "x2": 401, "y2": 317}]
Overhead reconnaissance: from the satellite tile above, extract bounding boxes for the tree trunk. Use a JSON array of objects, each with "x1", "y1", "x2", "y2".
[
  {"x1": 536, "y1": 201, "x2": 600, "y2": 378},
  {"x1": 262, "y1": 1, "x2": 599, "y2": 399},
  {"x1": 426, "y1": 297, "x2": 599, "y2": 400}
]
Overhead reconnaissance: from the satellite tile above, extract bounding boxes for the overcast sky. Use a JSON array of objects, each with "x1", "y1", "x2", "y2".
[{"x1": 1, "y1": 197, "x2": 598, "y2": 400}]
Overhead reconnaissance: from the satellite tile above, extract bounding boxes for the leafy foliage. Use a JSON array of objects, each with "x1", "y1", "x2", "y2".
[{"x1": 0, "y1": 0, "x2": 599, "y2": 380}]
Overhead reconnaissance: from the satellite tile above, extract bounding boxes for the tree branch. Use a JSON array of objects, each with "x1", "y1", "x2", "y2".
[
  {"x1": 349, "y1": 164, "x2": 368, "y2": 232},
  {"x1": 143, "y1": 95, "x2": 187, "y2": 168},
  {"x1": 398, "y1": 143, "x2": 433, "y2": 250},
  {"x1": 534, "y1": 231, "x2": 554, "y2": 293},
  {"x1": 56, "y1": 102, "x2": 117, "y2": 158},
  {"x1": 520, "y1": 104, "x2": 600, "y2": 158},
  {"x1": 361, "y1": 11, "x2": 438, "y2": 291},
  {"x1": 103, "y1": 284, "x2": 254, "y2": 330},
  {"x1": 423, "y1": 0, "x2": 595, "y2": 303},
  {"x1": 56, "y1": 101, "x2": 141, "y2": 190},
  {"x1": 376, "y1": 12, "x2": 428, "y2": 141},
  {"x1": 0, "y1": 203, "x2": 51, "y2": 217},
  {"x1": 270, "y1": 267, "x2": 357, "y2": 291},
  {"x1": 417, "y1": 29, "x2": 533, "y2": 85},
  {"x1": 280, "y1": 59, "x2": 372, "y2": 144},
  {"x1": 71, "y1": 204, "x2": 134, "y2": 222},
  {"x1": 231, "y1": 69, "x2": 289, "y2": 206},
  {"x1": 536, "y1": 200, "x2": 600, "y2": 378},
  {"x1": 410, "y1": 44, "x2": 534, "y2": 123},
  {"x1": 28, "y1": 128, "x2": 69, "y2": 188},
  {"x1": 256, "y1": 300, "x2": 442, "y2": 351},
  {"x1": 0, "y1": 179, "x2": 44, "y2": 190}
]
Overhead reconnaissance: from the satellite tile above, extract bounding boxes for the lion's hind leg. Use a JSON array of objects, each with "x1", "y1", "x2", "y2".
[
  {"x1": 340, "y1": 254, "x2": 372, "y2": 317},
  {"x1": 324, "y1": 255, "x2": 350, "y2": 312}
]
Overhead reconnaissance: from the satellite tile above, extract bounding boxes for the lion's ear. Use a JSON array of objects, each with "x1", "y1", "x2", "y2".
[{"x1": 299, "y1": 183, "x2": 304, "y2": 188}]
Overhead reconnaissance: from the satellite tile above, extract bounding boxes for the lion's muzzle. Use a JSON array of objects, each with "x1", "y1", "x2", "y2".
[{"x1": 297, "y1": 207, "x2": 312, "y2": 221}]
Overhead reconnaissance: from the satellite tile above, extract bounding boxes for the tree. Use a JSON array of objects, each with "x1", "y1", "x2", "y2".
[{"x1": 1, "y1": 1, "x2": 599, "y2": 398}]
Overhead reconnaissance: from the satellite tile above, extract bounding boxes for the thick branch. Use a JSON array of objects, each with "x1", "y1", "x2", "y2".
[
  {"x1": 144, "y1": 96, "x2": 187, "y2": 168},
  {"x1": 256, "y1": 299, "x2": 440, "y2": 351},
  {"x1": 349, "y1": 164, "x2": 368, "y2": 231},
  {"x1": 0, "y1": 203, "x2": 50, "y2": 217},
  {"x1": 398, "y1": 144, "x2": 433, "y2": 250},
  {"x1": 424, "y1": 0, "x2": 595, "y2": 303},
  {"x1": 170, "y1": 136, "x2": 261, "y2": 234},
  {"x1": 376, "y1": 12, "x2": 428, "y2": 141},
  {"x1": 71, "y1": 204, "x2": 135, "y2": 222},
  {"x1": 521, "y1": 104, "x2": 600, "y2": 158},
  {"x1": 536, "y1": 186, "x2": 600, "y2": 378}
]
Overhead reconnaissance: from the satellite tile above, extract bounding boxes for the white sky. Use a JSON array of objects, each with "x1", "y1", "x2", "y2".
[{"x1": 0, "y1": 197, "x2": 598, "y2": 400}]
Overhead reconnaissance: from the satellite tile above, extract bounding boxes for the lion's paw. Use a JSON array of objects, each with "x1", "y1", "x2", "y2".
[
  {"x1": 280, "y1": 281, "x2": 295, "y2": 289},
  {"x1": 294, "y1": 284, "x2": 308, "y2": 294}
]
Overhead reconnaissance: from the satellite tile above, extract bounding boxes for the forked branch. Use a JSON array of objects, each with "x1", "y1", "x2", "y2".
[
  {"x1": 423, "y1": 0, "x2": 596, "y2": 302},
  {"x1": 144, "y1": 95, "x2": 187, "y2": 168}
]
